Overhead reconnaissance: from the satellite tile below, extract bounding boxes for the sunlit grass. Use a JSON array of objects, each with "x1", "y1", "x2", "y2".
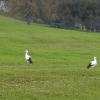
[{"x1": 0, "y1": 15, "x2": 100, "y2": 100}]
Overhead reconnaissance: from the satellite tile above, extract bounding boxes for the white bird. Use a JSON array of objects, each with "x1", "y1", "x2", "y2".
[
  {"x1": 87, "y1": 57, "x2": 97, "y2": 69},
  {"x1": 25, "y1": 50, "x2": 33, "y2": 68}
]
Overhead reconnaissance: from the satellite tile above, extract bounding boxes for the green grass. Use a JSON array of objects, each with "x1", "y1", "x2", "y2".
[{"x1": 0, "y1": 15, "x2": 100, "y2": 100}]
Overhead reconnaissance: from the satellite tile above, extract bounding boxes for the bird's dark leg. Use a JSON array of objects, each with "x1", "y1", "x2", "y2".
[{"x1": 28, "y1": 62, "x2": 30, "y2": 69}]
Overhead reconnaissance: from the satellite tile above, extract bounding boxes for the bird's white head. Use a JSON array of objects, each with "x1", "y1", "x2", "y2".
[
  {"x1": 25, "y1": 50, "x2": 28, "y2": 53},
  {"x1": 94, "y1": 57, "x2": 97, "y2": 60}
]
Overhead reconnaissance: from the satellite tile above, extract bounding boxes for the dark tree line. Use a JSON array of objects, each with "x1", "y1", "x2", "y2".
[{"x1": 1, "y1": 0, "x2": 100, "y2": 31}]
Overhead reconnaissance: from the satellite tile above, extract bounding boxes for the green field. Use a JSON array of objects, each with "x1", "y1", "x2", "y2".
[{"x1": 0, "y1": 15, "x2": 100, "y2": 100}]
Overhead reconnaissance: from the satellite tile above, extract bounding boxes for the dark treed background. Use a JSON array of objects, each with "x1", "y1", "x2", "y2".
[{"x1": 1, "y1": 0, "x2": 100, "y2": 31}]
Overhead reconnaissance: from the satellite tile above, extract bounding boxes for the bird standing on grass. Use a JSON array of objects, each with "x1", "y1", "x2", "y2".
[
  {"x1": 25, "y1": 50, "x2": 33, "y2": 68},
  {"x1": 87, "y1": 57, "x2": 97, "y2": 69}
]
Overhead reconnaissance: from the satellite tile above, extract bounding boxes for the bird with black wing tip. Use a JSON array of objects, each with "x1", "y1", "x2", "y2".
[
  {"x1": 87, "y1": 57, "x2": 97, "y2": 69},
  {"x1": 25, "y1": 50, "x2": 33, "y2": 68}
]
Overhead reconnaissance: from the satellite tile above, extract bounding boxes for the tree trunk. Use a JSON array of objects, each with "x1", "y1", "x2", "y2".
[
  {"x1": 81, "y1": 20, "x2": 86, "y2": 31},
  {"x1": 26, "y1": 14, "x2": 31, "y2": 25}
]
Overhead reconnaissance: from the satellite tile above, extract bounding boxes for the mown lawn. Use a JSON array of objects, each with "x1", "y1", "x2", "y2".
[{"x1": 0, "y1": 15, "x2": 100, "y2": 100}]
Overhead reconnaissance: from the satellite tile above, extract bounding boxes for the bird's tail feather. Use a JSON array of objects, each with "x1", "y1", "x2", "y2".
[
  {"x1": 28, "y1": 57, "x2": 33, "y2": 64},
  {"x1": 87, "y1": 63, "x2": 91, "y2": 69}
]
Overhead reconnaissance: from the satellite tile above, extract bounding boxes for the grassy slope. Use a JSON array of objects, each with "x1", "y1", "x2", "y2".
[{"x1": 0, "y1": 15, "x2": 100, "y2": 100}]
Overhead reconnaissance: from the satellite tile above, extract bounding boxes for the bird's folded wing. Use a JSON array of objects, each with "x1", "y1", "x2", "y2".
[
  {"x1": 26, "y1": 55, "x2": 31, "y2": 59},
  {"x1": 91, "y1": 61, "x2": 96, "y2": 66}
]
